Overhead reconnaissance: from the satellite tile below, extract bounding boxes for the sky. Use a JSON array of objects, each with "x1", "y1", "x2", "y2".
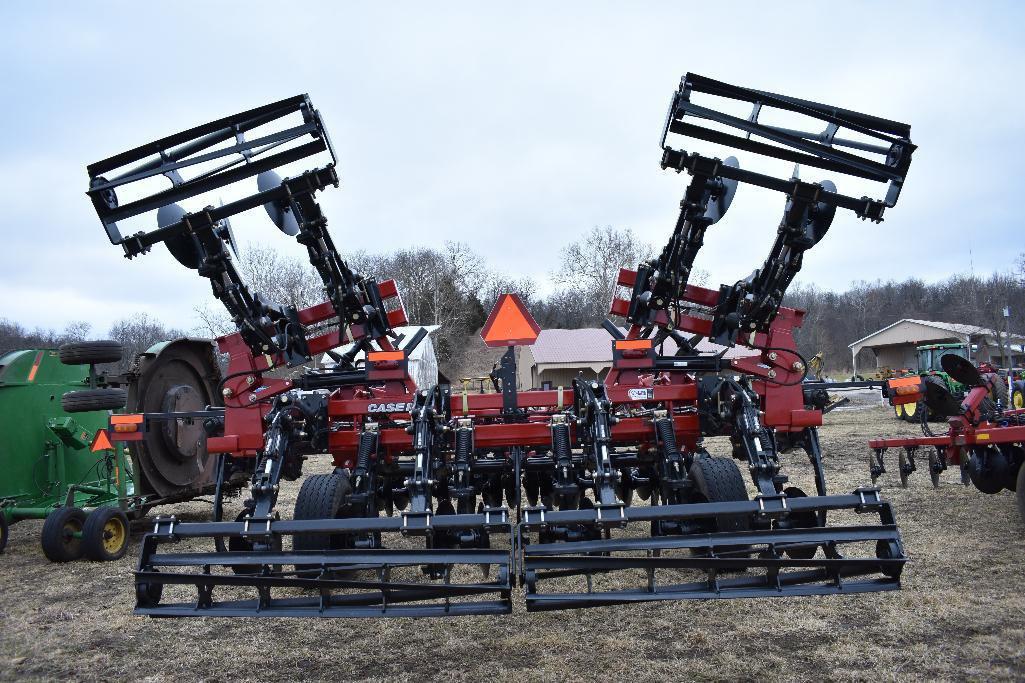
[{"x1": 1, "y1": 2, "x2": 1023, "y2": 333}]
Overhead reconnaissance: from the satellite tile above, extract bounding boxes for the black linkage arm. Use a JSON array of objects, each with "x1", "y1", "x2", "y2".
[
  {"x1": 85, "y1": 94, "x2": 401, "y2": 365},
  {"x1": 635, "y1": 72, "x2": 916, "y2": 346},
  {"x1": 571, "y1": 379, "x2": 622, "y2": 508},
  {"x1": 623, "y1": 156, "x2": 738, "y2": 331}
]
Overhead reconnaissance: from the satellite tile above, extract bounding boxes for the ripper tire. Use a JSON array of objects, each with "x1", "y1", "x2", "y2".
[
  {"x1": 293, "y1": 472, "x2": 354, "y2": 551},
  {"x1": 690, "y1": 456, "x2": 750, "y2": 533}
]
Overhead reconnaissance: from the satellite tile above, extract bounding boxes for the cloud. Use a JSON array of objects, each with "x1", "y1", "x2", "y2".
[{"x1": 1, "y1": 2, "x2": 1023, "y2": 332}]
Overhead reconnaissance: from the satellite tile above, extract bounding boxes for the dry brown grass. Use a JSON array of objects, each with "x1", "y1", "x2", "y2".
[{"x1": 1, "y1": 406, "x2": 1023, "y2": 682}]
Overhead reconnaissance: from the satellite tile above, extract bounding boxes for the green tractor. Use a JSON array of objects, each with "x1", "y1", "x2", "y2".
[
  {"x1": 894, "y1": 342, "x2": 1019, "y2": 421},
  {"x1": 894, "y1": 343, "x2": 968, "y2": 422}
]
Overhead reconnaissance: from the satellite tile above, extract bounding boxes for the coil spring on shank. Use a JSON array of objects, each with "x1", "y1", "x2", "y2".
[
  {"x1": 455, "y1": 427, "x2": 473, "y2": 464},
  {"x1": 551, "y1": 423, "x2": 571, "y2": 460},
  {"x1": 356, "y1": 429, "x2": 377, "y2": 473},
  {"x1": 655, "y1": 417, "x2": 678, "y2": 457}
]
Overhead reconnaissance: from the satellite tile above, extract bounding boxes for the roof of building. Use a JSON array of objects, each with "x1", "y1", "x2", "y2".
[
  {"x1": 528, "y1": 328, "x2": 758, "y2": 365},
  {"x1": 849, "y1": 319, "x2": 1023, "y2": 348}
]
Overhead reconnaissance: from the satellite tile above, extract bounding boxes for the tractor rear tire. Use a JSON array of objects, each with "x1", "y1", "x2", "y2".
[
  {"x1": 0, "y1": 514, "x2": 8, "y2": 554},
  {"x1": 82, "y1": 507, "x2": 130, "y2": 561},
  {"x1": 58, "y1": 341, "x2": 123, "y2": 366},
  {"x1": 1017, "y1": 461, "x2": 1025, "y2": 526},
  {"x1": 1011, "y1": 381, "x2": 1024, "y2": 410},
  {"x1": 690, "y1": 456, "x2": 750, "y2": 533},
  {"x1": 41, "y1": 507, "x2": 87, "y2": 562},
  {"x1": 61, "y1": 388, "x2": 127, "y2": 413},
  {"x1": 988, "y1": 375, "x2": 1009, "y2": 407},
  {"x1": 293, "y1": 472, "x2": 354, "y2": 551}
]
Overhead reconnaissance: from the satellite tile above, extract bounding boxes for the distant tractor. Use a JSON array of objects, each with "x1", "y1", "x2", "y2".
[{"x1": 892, "y1": 343, "x2": 1017, "y2": 421}]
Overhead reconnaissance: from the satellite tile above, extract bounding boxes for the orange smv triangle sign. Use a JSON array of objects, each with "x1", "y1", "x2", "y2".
[
  {"x1": 90, "y1": 429, "x2": 114, "y2": 452},
  {"x1": 481, "y1": 293, "x2": 541, "y2": 348}
]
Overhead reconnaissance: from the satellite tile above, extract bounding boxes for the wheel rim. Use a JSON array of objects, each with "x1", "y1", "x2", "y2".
[
  {"x1": 894, "y1": 404, "x2": 905, "y2": 419},
  {"x1": 1014, "y1": 392, "x2": 1023, "y2": 409},
  {"x1": 904, "y1": 402, "x2": 916, "y2": 418},
  {"x1": 102, "y1": 517, "x2": 127, "y2": 554},
  {"x1": 63, "y1": 519, "x2": 83, "y2": 543}
]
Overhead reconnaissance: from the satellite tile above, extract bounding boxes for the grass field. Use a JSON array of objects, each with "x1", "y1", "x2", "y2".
[{"x1": 1, "y1": 405, "x2": 1022, "y2": 682}]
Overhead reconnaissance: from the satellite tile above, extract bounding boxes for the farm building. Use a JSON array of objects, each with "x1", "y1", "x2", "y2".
[
  {"x1": 516, "y1": 328, "x2": 759, "y2": 390},
  {"x1": 322, "y1": 325, "x2": 440, "y2": 389},
  {"x1": 848, "y1": 319, "x2": 1025, "y2": 374}
]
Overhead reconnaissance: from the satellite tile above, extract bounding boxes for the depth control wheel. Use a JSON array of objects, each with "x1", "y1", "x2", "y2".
[
  {"x1": 293, "y1": 472, "x2": 355, "y2": 551},
  {"x1": 689, "y1": 456, "x2": 750, "y2": 533}
]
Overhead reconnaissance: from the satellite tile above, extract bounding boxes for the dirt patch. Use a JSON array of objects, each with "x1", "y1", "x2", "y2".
[{"x1": 1, "y1": 407, "x2": 1023, "y2": 682}]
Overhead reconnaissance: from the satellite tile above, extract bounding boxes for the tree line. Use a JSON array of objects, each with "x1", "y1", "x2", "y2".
[
  {"x1": 784, "y1": 267, "x2": 1025, "y2": 374},
  {"x1": 3, "y1": 227, "x2": 1022, "y2": 379}
]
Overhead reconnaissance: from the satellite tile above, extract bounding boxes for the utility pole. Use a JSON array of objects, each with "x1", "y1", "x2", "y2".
[
  {"x1": 1002, "y1": 306, "x2": 1013, "y2": 403},
  {"x1": 1003, "y1": 306, "x2": 1012, "y2": 369}
]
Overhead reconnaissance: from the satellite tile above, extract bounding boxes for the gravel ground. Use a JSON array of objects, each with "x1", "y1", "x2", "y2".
[{"x1": 1, "y1": 406, "x2": 1022, "y2": 682}]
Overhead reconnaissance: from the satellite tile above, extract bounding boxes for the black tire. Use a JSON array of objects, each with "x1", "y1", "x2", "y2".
[
  {"x1": 689, "y1": 456, "x2": 750, "y2": 533},
  {"x1": 61, "y1": 388, "x2": 127, "y2": 413},
  {"x1": 1011, "y1": 381, "x2": 1025, "y2": 410},
  {"x1": 82, "y1": 507, "x2": 130, "y2": 561},
  {"x1": 41, "y1": 507, "x2": 88, "y2": 562},
  {"x1": 0, "y1": 514, "x2": 8, "y2": 554},
  {"x1": 226, "y1": 507, "x2": 282, "y2": 575},
  {"x1": 988, "y1": 374, "x2": 1009, "y2": 407},
  {"x1": 1017, "y1": 461, "x2": 1025, "y2": 526},
  {"x1": 967, "y1": 447, "x2": 1004, "y2": 495},
  {"x1": 58, "y1": 340, "x2": 123, "y2": 366},
  {"x1": 136, "y1": 571, "x2": 163, "y2": 609},
  {"x1": 293, "y1": 472, "x2": 353, "y2": 551}
]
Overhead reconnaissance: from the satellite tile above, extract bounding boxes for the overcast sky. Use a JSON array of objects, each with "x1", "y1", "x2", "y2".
[{"x1": 2, "y1": 2, "x2": 1023, "y2": 333}]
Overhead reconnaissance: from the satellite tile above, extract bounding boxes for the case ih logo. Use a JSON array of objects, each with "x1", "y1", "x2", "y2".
[{"x1": 367, "y1": 402, "x2": 414, "y2": 413}]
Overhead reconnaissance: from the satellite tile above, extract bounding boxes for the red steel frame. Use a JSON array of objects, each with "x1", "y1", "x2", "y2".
[
  {"x1": 129, "y1": 276, "x2": 821, "y2": 473},
  {"x1": 869, "y1": 376, "x2": 1025, "y2": 465}
]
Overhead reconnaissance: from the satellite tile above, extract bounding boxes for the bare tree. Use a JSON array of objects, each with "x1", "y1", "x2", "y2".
[
  {"x1": 555, "y1": 225, "x2": 655, "y2": 324},
  {"x1": 107, "y1": 314, "x2": 186, "y2": 372},
  {"x1": 192, "y1": 243, "x2": 326, "y2": 337}
]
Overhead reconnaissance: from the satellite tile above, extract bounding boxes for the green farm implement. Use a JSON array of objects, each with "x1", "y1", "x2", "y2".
[{"x1": 0, "y1": 339, "x2": 222, "y2": 561}]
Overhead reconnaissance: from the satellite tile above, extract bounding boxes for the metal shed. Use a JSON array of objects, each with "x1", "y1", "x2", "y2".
[{"x1": 848, "y1": 319, "x2": 1025, "y2": 374}]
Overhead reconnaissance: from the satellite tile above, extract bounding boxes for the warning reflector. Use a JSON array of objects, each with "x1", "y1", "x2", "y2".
[
  {"x1": 90, "y1": 429, "x2": 114, "y2": 452},
  {"x1": 481, "y1": 293, "x2": 541, "y2": 348}
]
